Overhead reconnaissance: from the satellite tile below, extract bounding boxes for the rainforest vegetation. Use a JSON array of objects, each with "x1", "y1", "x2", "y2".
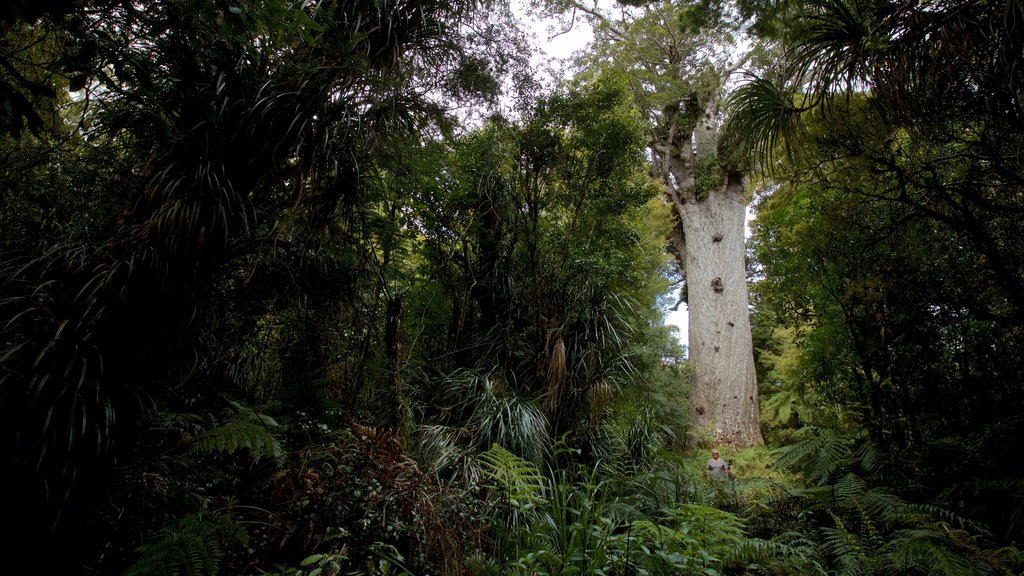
[{"x1": 2, "y1": 0, "x2": 1022, "y2": 574}]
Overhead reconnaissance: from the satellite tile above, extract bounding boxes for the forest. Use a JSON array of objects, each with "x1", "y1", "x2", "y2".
[{"x1": 1, "y1": 0, "x2": 1022, "y2": 574}]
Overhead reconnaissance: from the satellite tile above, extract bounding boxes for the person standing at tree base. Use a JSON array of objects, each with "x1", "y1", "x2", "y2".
[{"x1": 706, "y1": 448, "x2": 731, "y2": 480}]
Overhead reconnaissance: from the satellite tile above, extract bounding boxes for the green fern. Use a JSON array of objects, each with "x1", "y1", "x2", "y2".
[
  {"x1": 476, "y1": 443, "x2": 548, "y2": 566},
  {"x1": 627, "y1": 503, "x2": 746, "y2": 574},
  {"x1": 766, "y1": 430, "x2": 1023, "y2": 576},
  {"x1": 477, "y1": 443, "x2": 546, "y2": 512},
  {"x1": 188, "y1": 420, "x2": 285, "y2": 464},
  {"x1": 761, "y1": 388, "x2": 801, "y2": 427},
  {"x1": 857, "y1": 487, "x2": 904, "y2": 523},
  {"x1": 772, "y1": 426, "x2": 864, "y2": 485},
  {"x1": 730, "y1": 533, "x2": 828, "y2": 576},
  {"x1": 897, "y1": 502, "x2": 990, "y2": 534},
  {"x1": 877, "y1": 504, "x2": 1013, "y2": 576},
  {"x1": 821, "y1": 511, "x2": 872, "y2": 576},
  {"x1": 885, "y1": 529, "x2": 970, "y2": 576},
  {"x1": 122, "y1": 510, "x2": 248, "y2": 576},
  {"x1": 832, "y1": 472, "x2": 868, "y2": 507}
]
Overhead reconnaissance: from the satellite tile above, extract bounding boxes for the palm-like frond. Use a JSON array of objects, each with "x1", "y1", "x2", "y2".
[
  {"x1": 790, "y1": 0, "x2": 878, "y2": 95},
  {"x1": 473, "y1": 390, "x2": 549, "y2": 464},
  {"x1": 415, "y1": 423, "x2": 469, "y2": 482},
  {"x1": 438, "y1": 368, "x2": 549, "y2": 462},
  {"x1": 725, "y1": 74, "x2": 807, "y2": 168}
]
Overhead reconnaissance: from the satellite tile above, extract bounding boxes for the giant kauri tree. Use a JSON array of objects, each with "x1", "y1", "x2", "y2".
[{"x1": 551, "y1": 0, "x2": 766, "y2": 446}]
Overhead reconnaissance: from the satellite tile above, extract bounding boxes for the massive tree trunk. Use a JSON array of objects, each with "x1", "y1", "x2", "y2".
[
  {"x1": 680, "y1": 174, "x2": 762, "y2": 447},
  {"x1": 651, "y1": 92, "x2": 764, "y2": 448}
]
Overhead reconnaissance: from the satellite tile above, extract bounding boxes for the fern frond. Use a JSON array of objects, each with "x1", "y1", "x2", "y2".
[
  {"x1": 821, "y1": 511, "x2": 871, "y2": 576},
  {"x1": 853, "y1": 438, "x2": 881, "y2": 475},
  {"x1": 477, "y1": 443, "x2": 546, "y2": 511},
  {"x1": 630, "y1": 518, "x2": 676, "y2": 544},
  {"x1": 730, "y1": 533, "x2": 828, "y2": 576},
  {"x1": 773, "y1": 426, "x2": 861, "y2": 485},
  {"x1": 188, "y1": 420, "x2": 285, "y2": 464},
  {"x1": 123, "y1": 511, "x2": 247, "y2": 576},
  {"x1": 771, "y1": 427, "x2": 826, "y2": 470},
  {"x1": 832, "y1": 472, "x2": 868, "y2": 506},
  {"x1": 858, "y1": 488, "x2": 904, "y2": 525},
  {"x1": 897, "y1": 502, "x2": 991, "y2": 535},
  {"x1": 882, "y1": 527, "x2": 991, "y2": 576},
  {"x1": 761, "y1": 387, "x2": 800, "y2": 426}
]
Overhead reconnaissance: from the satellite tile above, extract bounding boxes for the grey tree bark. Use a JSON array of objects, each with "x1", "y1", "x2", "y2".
[{"x1": 651, "y1": 92, "x2": 764, "y2": 448}]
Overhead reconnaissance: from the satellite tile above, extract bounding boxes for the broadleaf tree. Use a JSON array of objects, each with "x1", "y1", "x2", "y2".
[{"x1": 410, "y1": 73, "x2": 675, "y2": 460}]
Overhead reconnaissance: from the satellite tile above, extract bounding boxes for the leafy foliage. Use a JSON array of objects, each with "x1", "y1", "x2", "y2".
[
  {"x1": 7, "y1": 0, "x2": 1024, "y2": 575},
  {"x1": 746, "y1": 429, "x2": 1024, "y2": 576},
  {"x1": 188, "y1": 419, "x2": 285, "y2": 464},
  {"x1": 628, "y1": 503, "x2": 746, "y2": 575},
  {"x1": 123, "y1": 509, "x2": 248, "y2": 576},
  {"x1": 478, "y1": 443, "x2": 547, "y2": 525}
]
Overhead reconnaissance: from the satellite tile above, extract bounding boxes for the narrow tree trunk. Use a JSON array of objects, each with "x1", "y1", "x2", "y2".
[{"x1": 385, "y1": 295, "x2": 404, "y2": 431}]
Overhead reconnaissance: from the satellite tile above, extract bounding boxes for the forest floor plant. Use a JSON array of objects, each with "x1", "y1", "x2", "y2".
[{"x1": 729, "y1": 427, "x2": 1024, "y2": 576}]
